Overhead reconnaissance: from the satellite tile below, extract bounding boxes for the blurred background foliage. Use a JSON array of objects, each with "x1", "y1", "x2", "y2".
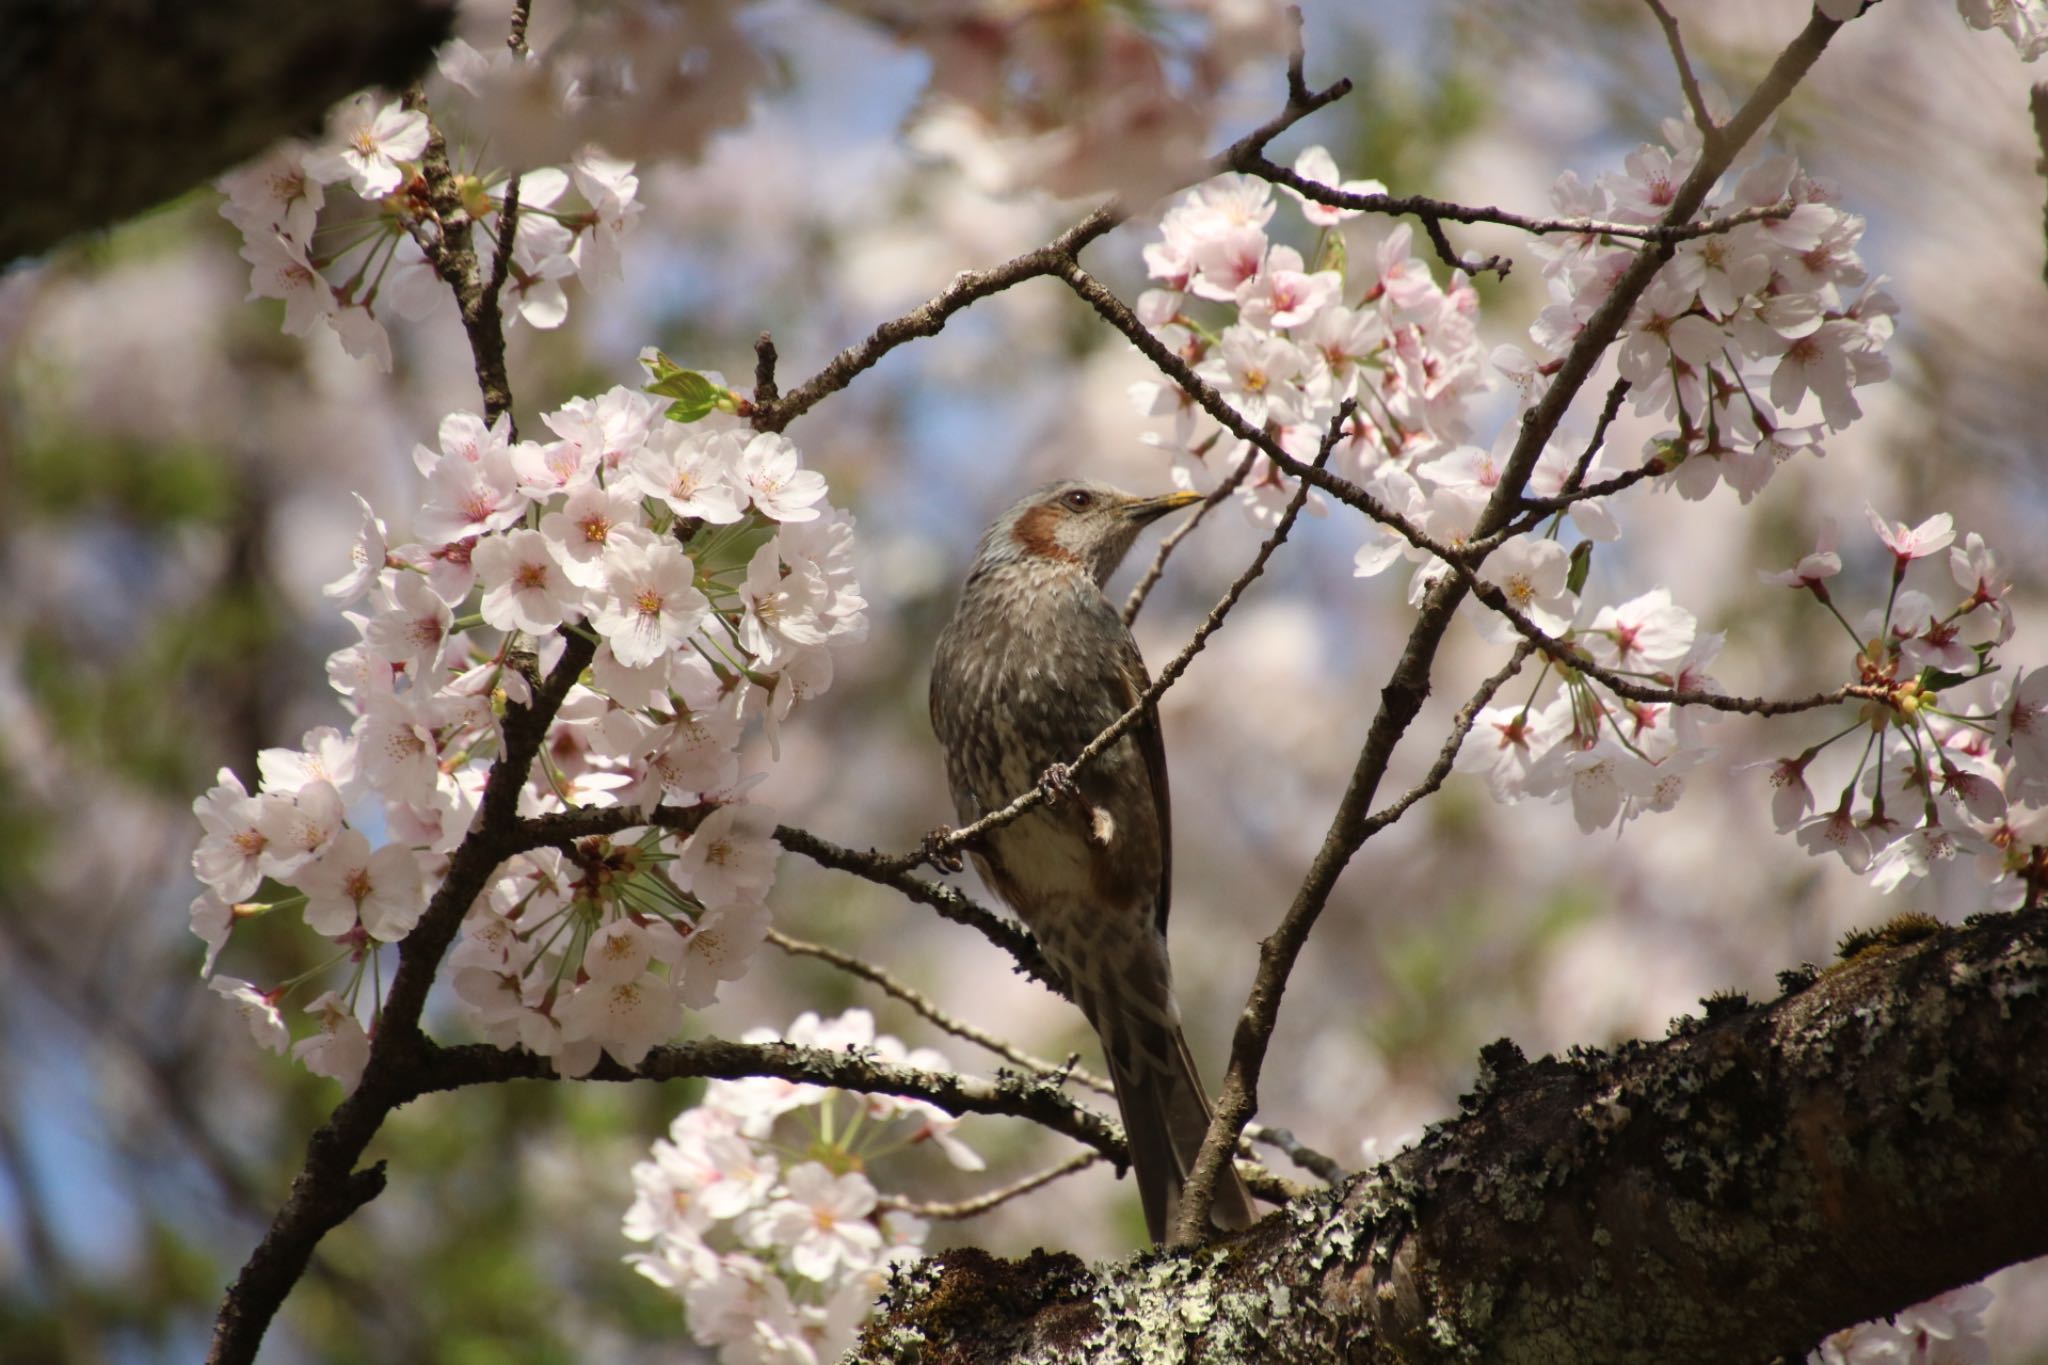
[{"x1": 3, "y1": 0, "x2": 2045, "y2": 1360}]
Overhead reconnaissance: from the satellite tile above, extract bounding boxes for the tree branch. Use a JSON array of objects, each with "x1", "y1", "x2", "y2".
[
  {"x1": 1234, "y1": 157, "x2": 1794, "y2": 246},
  {"x1": 880, "y1": 1152, "x2": 1102, "y2": 1222},
  {"x1": 746, "y1": 52, "x2": 1352, "y2": 436},
  {"x1": 207, "y1": 633, "x2": 595, "y2": 1365},
  {"x1": 0, "y1": 0, "x2": 455, "y2": 263},
  {"x1": 1645, "y1": 0, "x2": 1721, "y2": 145},
  {"x1": 772, "y1": 823, "x2": 1058, "y2": 990},
  {"x1": 854, "y1": 907, "x2": 2048, "y2": 1363},
  {"x1": 419, "y1": 1038, "x2": 1127, "y2": 1161},
  {"x1": 1171, "y1": 8, "x2": 1851, "y2": 1240},
  {"x1": 1173, "y1": 635, "x2": 1534, "y2": 1244},
  {"x1": 1122, "y1": 454, "x2": 1253, "y2": 627},
  {"x1": 767, "y1": 928, "x2": 1112, "y2": 1097},
  {"x1": 406, "y1": 88, "x2": 516, "y2": 429}
]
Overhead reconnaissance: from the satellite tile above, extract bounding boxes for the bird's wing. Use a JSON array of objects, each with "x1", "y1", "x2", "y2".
[{"x1": 1114, "y1": 634, "x2": 1175, "y2": 936}]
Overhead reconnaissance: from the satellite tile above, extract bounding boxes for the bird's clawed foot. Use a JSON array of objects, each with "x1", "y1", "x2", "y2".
[
  {"x1": 1037, "y1": 761, "x2": 1079, "y2": 804},
  {"x1": 1037, "y1": 763, "x2": 1114, "y2": 846},
  {"x1": 920, "y1": 826, "x2": 966, "y2": 874}
]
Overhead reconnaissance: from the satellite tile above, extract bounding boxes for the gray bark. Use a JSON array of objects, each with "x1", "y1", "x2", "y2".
[
  {"x1": 853, "y1": 907, "x2": 2048, "y2": 1364},
  {"x1": 0, "y1": 0, "x2": 454, "y2": 264}
]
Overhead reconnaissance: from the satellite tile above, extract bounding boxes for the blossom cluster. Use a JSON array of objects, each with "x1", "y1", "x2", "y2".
[
  {"x1": 1752, "y1": 509, "x2": 2048, "y2": 905},
  {"x1": 1131, "y1": 147, "x2": 1490, "y2": 526},
  {"x1": 1503, "y1": 106, "x2": 1895, "y2": 505},
  {"x1": 1836, "y1": 0, "x2": 2048, "y2": 61},
  {"x1": 624, "y1": 1010, "x2": 982, "y2": 1365},
  {"x1": 1809, "y1": 1283, "x2": 1990, "y2": 1365},
  {"x1": 218, "y1": 63, "x2": 641, "y2": 372},
  {"x1": 1454, "y1": 584, "x2": 1720, "y2": 834},
  {"x1": 1954, "y1": 0, "x2": 2048, "y2": 59},
  {"x1": 900, "y1": 0, "x2": 1292, "y2": 199},
  {"x1": 193, "y1": 361, "x2": 866, "y2": 1084}
]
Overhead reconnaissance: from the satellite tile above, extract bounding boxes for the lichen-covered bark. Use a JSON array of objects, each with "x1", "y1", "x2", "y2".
[
  {"x1": 854, "y1": 907, "x2": 2048, "y2": 1364},
  {"x1": 0, "y1": 0, "x2": 454, "y2": 263}
]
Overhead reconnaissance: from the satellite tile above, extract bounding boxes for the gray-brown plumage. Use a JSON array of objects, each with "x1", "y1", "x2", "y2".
[{"x1": 929, "y1": 479, "x2": 1257, "y2": 1246}]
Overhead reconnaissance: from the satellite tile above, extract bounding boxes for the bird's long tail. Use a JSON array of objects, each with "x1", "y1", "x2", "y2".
[{"x1": 1106, "y1": 1020, "x2": 1259, "y2": 1246}]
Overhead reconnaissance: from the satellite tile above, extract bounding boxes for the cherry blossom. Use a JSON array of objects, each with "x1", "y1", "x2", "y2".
[
  {"x1": 473, "y1": 528, "x2": 580, "y2": 635},
  {"x1": 291, "y1": 992, "x2": 372, "y2": 1089},
  {"x1": 1476, "y1": 536, "x2": 1577, "y2": 643},
  {"x1": 306, "y1": 95, "x2": 429, "y2": 198},
  {"x1": 594, "y1": 538, "x2": 710, "y2": 669},
  {"x1": 1581, "y1": 589, "x2": 1697, "y2": 672},
  {"x1": 559, "y1": 972, "x2": 683, "y2": 1071},
  {"x1": 746, "y1": 1164, "x2": 883, "y2": 1282},
  {"x1": 1279, "y1": 144, "x2": 1383, "y2": 225},
  {"x1": 238, "y1": 230, "x2": 332, "y2": 338},
  {"x1": 736, "y1": 433, "x2": 829, "y2": 523},
  {"x1": 192, "y1": 768, "x2": 272, "y2": 902},
  {"x1": 1868, "y1": 506, "x2": 1956, "y2": 570},
  {"x1": 1456, "y1": 701, "x2": 1567, "y2": 804},
  {"x1": 1797, "y1": 803, "x2": 1875, "y2": 874},
  {"x1": 540, "y1": 483, "x2": 648, "y2": 590},
  {"x1": 676, "y1": 902, "x2": 770, "y2": 1009},
  {"x1": 631, "y1": 427, "x2": 747, "y2": 524},
  {"x1": 1812, "y1": 1282, "x2": 1991, "y2": 1364},
  {"x1": 624, "y1": 1008, "x2": 976, "y2": 1364},
  {"x1": 324, "y1": 494, "x2": 391, "y2": 604},
  {"x1": 218, "y1": 141, "x2": 325, "y2": 242},
  {"x1": 296, "y1": 829, "x2": 425, "y2": 941},
  {"x1": 210, "y1": 978, "x2": 290, "y2": 1054}
]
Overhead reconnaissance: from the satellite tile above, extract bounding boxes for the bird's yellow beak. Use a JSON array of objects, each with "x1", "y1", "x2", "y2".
[{"x1": 1124, "y1": 490, "x2": 1203, "y2": 523}]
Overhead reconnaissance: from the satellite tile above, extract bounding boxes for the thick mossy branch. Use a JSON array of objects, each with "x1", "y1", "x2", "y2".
[
  {"x1": 852, "y1": 907, "x2": 2048, "y2": 1365},
  {"x1": 0, "y1": 0, "x2": 456, "y2": 263}
]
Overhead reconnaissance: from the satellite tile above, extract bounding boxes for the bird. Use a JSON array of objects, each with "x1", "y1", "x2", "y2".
[{"x1": 929, "y1": 478, "x2": 1258, "y2": 1246}]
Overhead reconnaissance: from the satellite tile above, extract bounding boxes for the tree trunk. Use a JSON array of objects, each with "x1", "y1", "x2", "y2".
[{"x1": 854, "y1": 906, "x2": 2048, "y2": 1363}]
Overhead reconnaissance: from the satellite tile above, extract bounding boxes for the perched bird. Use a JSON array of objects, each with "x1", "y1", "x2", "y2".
[{"x1": 930, "y1": 479, "x2": 1258, "y2": 1245}]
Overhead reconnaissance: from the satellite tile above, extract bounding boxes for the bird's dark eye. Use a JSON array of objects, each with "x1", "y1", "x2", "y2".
[{"x1": 1062, "y1": 489, "x2": 1095, "y2": 511}]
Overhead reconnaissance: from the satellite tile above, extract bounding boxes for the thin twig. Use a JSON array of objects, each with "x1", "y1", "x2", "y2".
[
  {"x1": 485, "y1": 171, "x2": 520, "y2": 308},
  {"x1": 1645, "y1": 0, "x2": 1719, "y2": 144},
  {"x1": 1564, "y1": 378, "x2": 1632, "y2": 496},
  {"x1": 769, "y1": 928, "x2": 1317, "y2": 1187},
  {"x1": 772, "y1": 824, "x2": 1056, "y2": 989},
  {"x1": 420, "y1": 1038, "x2": 1128, "y2": 1160},
  {"x1": 1418, "y1": 212, "x2": 1512, "y2": 279},
  {"x1": 496, "y1": 797, "x2": 1059, "y2": 991},
  {"x1": 1282, "y1": 4, "x2": 1312, "y2": 106},
  {"x1": 1121, "y1": 450, "x2": 1255, "y2": 626},
  {"x1": 748, "y1": 65, "x2": 1352, "y2": 436},
  {"x1": 1362, "y1": 642, "x2": 1537, "y2": 837},
  {"x1": 402, "y1": 85, "x2": 515, "y2": 432},
  {"x1": 506, "y1": 0, "x2": 532, "y2": 57},
  {"x1": 1053, "y1": 259, "x2": 1468, "y2": 564},
  {"x1": 767, "y1": 929, "x2": 1113, "y2": 1096},
  {"x1": 752, "y1": 331, "x2": 780, "y2": 408},
  {"x1": 1238, "y1": 155, "x2": 1795, "y2": 244},
  {"x1": 1458, "y1": 576, "x2": 1886, "y2": 718},
  {"x1": 1514, "y1": 462, "x2": 1659, "y2": 517},
  {"x1": 878, "y1": 1152, "x2": 1103, "y2": 1220},
  {"x1": 1246, "y1": 1123, "x2": 1348, "y2": 1186}
]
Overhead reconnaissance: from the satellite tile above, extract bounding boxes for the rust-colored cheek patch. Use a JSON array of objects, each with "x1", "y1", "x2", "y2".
[{"x1": 1011, "y1": 503, "x2": 1081, "y2": 563}]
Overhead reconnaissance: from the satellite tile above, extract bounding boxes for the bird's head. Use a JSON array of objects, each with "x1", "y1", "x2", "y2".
[{"x1": 973, "y1": 480, "x2": 1202, "y2": 587}]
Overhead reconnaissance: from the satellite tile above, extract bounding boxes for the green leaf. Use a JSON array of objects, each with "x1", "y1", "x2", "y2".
[
  {"x1": 1566, "y1": 540, "x2": 1593, "y2": 595},
  {"x1": 1316, "y1": 228, "x2": 1348, "y2": 281},
  {"x1": 641, "y1": 350, "x2": 723, "y2": 422}
]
